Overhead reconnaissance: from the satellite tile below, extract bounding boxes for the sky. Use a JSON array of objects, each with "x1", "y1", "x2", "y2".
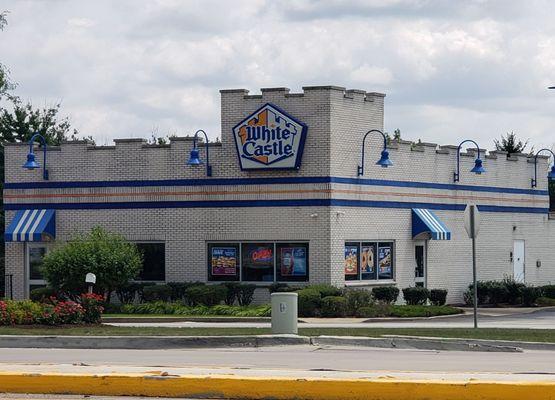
[{"x1": 1, "y1": 0, "x2": 555, "y2": 150}]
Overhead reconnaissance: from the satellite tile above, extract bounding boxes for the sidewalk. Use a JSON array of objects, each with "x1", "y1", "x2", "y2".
[{"x1": 106, "y1": 307, "x2": 555, "y2": 329}]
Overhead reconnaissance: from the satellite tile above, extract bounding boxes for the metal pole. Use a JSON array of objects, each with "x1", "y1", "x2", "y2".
[{"x1": 470, "y1": 205, "x2": 478, "y2": 328}]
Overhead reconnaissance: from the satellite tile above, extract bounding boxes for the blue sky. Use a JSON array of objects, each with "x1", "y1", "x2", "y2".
[{"x1": 1, "y1": 0, "x2": 554, "y2": 151}]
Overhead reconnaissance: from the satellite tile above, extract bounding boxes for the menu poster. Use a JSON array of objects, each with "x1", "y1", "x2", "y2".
[
  {"x1": 378, "y1": 245, "x2": 392, "y2": 279},
  {"x1": 361, "y1": 244, "x2": 375, "y2": 275},
  {"x1": 211, "y1": 247, "x2": 237, "y2": 276},
  {"x1": 280, "y1": 247, "x2": 307, "y2": 276},
  {"x1": 344, "y1": 245, "x2": 358, "y2": 275}
]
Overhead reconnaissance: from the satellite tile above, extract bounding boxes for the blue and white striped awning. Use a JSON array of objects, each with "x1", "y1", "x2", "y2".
[
  {"x1": 5, "y1": 209, "x2": 56, "y2": 242},
  {"x1": 412, "y1": 208, "x2": 451, "y2": 240}
]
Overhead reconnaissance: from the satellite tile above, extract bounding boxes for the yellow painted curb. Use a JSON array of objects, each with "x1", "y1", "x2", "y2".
[{"x1": 0, "y1": 372, "x2": 554, "y2": 400}]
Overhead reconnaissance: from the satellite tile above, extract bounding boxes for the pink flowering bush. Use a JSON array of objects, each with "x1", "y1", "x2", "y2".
[{"x1": 0, "y1": 294, "x2": 104, "y2": 326}]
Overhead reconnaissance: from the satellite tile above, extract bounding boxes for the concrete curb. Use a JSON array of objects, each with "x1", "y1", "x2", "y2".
[
  {"x1": 0, "y1": 334, "x2": 538, "y2": 352},
  {"x1": 102, "y1": 316, "x2": 271, "y2": 323},
  {"x1": 0, "y1": 334, "x2": 310, "y2": 349},
  {"x1": 0, "y1": 371, "x2": 554, "y2": 400},
  {"x1": 312, "y1": 336, "x2": 523, "y2": 352}
]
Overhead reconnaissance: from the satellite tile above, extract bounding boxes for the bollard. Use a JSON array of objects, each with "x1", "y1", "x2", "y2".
[{"x1": 271, "y1": 292, "x2": 298, "y2": 335}]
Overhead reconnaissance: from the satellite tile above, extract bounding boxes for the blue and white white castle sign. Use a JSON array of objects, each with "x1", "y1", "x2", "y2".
[{"x1": 232, "y1": 103, "x2": 308, "y2": 170}]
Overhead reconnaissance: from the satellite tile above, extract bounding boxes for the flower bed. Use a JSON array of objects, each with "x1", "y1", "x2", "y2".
[{"x1": 0, "y1": 293, "x2": 104, "y2": 326}]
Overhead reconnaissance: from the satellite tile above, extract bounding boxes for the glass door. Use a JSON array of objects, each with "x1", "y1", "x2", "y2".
[
  {"x1": 414, "y1": 241, "x2": 426, "y2": 287},
  {"x1": 26, "y1": 243, "x2": 48, "y2": 297}
]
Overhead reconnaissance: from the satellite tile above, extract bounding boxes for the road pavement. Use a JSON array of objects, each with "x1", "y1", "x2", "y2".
[{"x1": 1, "y1": 345, "x2": 553, "y2": 374}]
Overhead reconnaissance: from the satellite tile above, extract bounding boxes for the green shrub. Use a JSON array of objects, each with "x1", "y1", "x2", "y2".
[
  {"x1": 297, "y1": 288, "x2": 321, "y2": 317},
  {"x1": 237, "y1": 284, "x2": 256, "y2": 306},
  {"x1": 402, "y1": 287, "x2": 429, "y2": 305},
  {"x1": 343, "y1": 289, "x2": 372, "y2": 316},
  {"x1": 136, "y1": 282, "x2": 157, "y2": 303},
  {"x1": 185, "y1": 285, "x2": 227, "y2": 306},
  {"x1": 372, "y1": 286, "x2": 399, "y2": 304},
  {"x1": 308, "y1": 284, "x2": 342, "y2": 298},
  {"x1": 167, "y1": 282, "x2": 196, "y2": 302},
  {"x1": 536, "y1": 297, "x2": 555, "y2": 307},
  {"x1": 487, "y1": 281, "x2": 509, "y2": 304},
  {"x1": 120, "y1": 302, "x2": 271, "y2": 317},
  {"x1": 503, "y1": 277, "x2": 525, "y2": 305},
  {"x1": 115, "y1": 282, "x2": 140, "y2": 304},
  {"x1": 541, "y1": 285, "x2": 555, "y2": 299},
  {"x1": 522, "y1": 286, "x2": 542, "y2": 306},
  {"x1": 389, "y1": 305, "x2": 462, "y2": 318},
  {"x1": 222, "y1": 282, "x2": 241, "y2": 305},
  {"x1": 142, "y1": 284, "x2": 172, "y2": 302},
  {"x1": 320, "y1": 296, "x2": 347, "y2": 317},
  {"x1": 269, "y1": 283, "x2": 289, "y2": 293},
  {"x1": 29, "y1": 287, "x2": 57, "y2": 303},
  {"x1": 41, "y1": 227, "x2": 142, "y2": 300},
  {"x1": 429, "y1": 289, "x2": 448, "y2": 306},
  {"x1": 355, "y1": 304, "x2": 462, "y2": 318}
]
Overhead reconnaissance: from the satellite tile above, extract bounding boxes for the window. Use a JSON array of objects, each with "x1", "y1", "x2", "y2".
[
  {"x1": 136, "y1": 243, "x2": 165, "y2": 281},
  {"x1": 344, "y1": 241, "x2": 394, "y2": 281},
  {"x1": 208, "y1": 243, "x2": 240, "y2": 282},
  {"x1": 207, "y1": 241, "x2": 309, "y2": 283}
]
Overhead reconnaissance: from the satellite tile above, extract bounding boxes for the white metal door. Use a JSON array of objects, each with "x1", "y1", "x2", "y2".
[{"x1": 513, "y1": 240, "x2": 525, "y2": 283}]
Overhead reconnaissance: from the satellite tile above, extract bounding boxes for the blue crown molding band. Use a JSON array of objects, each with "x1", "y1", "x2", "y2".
[
  {"x1": 4, "y1": 199, "x2": 549, "y2": 214},
  {"x1": 4, "y1": 176, "x2": 549, "y2": 196}
]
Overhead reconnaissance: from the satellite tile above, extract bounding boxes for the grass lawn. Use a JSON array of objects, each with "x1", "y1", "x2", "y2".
[{"x1": 0, "y1": 325, "x2": 554, "y2": 342}]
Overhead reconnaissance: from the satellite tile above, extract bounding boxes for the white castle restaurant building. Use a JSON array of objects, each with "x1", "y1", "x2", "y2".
[{"x1": 3, "y1": 86, "x2": 555, "y2": 304}]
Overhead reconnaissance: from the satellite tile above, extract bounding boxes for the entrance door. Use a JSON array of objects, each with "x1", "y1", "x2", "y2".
[
  {"x1": 414, "y1": 241, "x2": 426, "y2": 287},
  {"x1": 513, "y1": 240, "x2": 525, "y2": 283},
  {"x1": 26, "y1": 243, "x2": 48, "y2": 297}
]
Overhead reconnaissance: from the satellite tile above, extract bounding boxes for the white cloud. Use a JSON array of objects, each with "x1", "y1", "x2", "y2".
[
  {"x1": 0, "y1": 0, "x2": 554, "y2": 150},
  {"x1": 350, "y1": 65, "x2": 393, "y2": 85}
]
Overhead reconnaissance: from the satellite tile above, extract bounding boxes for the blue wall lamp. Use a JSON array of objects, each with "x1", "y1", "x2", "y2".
[
  {"x1": 22, "y1": 132, "x2": 49, "y2": 180},
  {"x1": 531, "y1": 148, "x2": 555, "y2": 188},
  {"x1": 357, "y1": 129, "x2": 392, "y2": 176},
  {"x1": 187, "y1": 129, "x2": 212, "y2": 177},
  {"x1": 453, "y1": 139, "x2": 485, "y2": 182}
]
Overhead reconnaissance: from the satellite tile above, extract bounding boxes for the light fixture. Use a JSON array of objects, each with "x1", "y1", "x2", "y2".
[
  {"x1": 357, "y1": 129, "x2": 393, "y2": 176},
  {"x1": 454, "y1": 139, "x2": 485, "y2": 182},
  {"x1": 187, "y1": 129, "x2": 212, "y2": 177},
  {"x1": 22, "y1": 132, "x2": 49, "y2": 180},
  {"x1": 531, "y1": 148, "x2": 555, "y2": 188}
]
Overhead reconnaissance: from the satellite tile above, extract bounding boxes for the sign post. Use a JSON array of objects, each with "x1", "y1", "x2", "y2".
[{"x1": 464, "y1": 204, "x2": 481, "y2": 329}]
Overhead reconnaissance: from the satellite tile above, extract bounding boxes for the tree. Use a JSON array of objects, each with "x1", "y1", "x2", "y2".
[
  {"x1": 0, "y1": 11, "x2": 16, "y2": 101},
  {"x1": 494, "y1": 132, "x2": 531, "y2": 155},
  {"x1": 41, "y1": 227, "x2": 143, "y2": 300}
]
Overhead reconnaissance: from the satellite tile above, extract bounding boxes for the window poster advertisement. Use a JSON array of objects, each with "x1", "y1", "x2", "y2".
[
  {"x1": 280, "y1": 247, "x2": 307, "y2": 276},
  {"x1": 211, "y1": 247, "x2": 237, "y2": 276},
  {"x1": 361, "y1": 244, "x2": 375, "y2": 275},
  {"x1": 378, "y1": 245, "x2": 392, "y2": 279},
  {"x1": 344, "y1": 245, "x2": 359, "y2": 275}
]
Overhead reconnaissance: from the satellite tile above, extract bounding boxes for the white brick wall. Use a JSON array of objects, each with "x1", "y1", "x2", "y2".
[{"x1": 4, "y1": 85, "x2": 554, "y2": 304}]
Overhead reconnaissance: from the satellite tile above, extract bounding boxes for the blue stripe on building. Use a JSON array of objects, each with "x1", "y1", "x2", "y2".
[
  {"x1": 4, "y1": 198, "x2": 549, "y2": 214},
  {"x1": 3, "y1": 176, "x2": 549, "y2": 196}
]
